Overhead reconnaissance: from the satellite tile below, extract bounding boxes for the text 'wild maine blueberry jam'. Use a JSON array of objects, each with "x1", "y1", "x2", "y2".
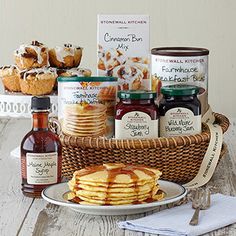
[
  {"x1": 115, "y1": 90, "x2": 159, "y2": 139},
  {"x1": 159, "y1": 85, "x2": 201, "y2": 137}
]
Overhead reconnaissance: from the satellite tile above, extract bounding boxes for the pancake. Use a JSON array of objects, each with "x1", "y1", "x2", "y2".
[
  {"x1": 73, "y1": 179, "x2": 156, "y2": 188},
  {"x1": 77, "y1": 195, "x2": 150, "y2": 205},
  {"x1": 70, "y1": 185, "x2": 158, "y2": 197},
  {"x1": 64, "y1": 124, "x2": 106, "y2": 131},
  {"x1": 78, "y1": 192, "x2": 152, "y2": 201},
  {"x1": 65, "y1": 114, "x2": 106, "y2": 123},
  {"x1": 76, "y1": 190, "x2": 165, "y2": 206},
  {"x1": 64, "y1": 121, "x2": 106, "y2": 129},
  {"x1": 63, "y1": 126, "x2": 105, "y2": 133},
  {"x1": 66, "y1": 163, "x2": 164, "y2": 205},
  {"x1": 69, "y1": 182, "x2": 158, "y2": 193},
  {"x1": 63, "y1": 129, "x2": 105, "y2": 137},
  {"x1": 64, "y1": 103, "x2": 106, "y2": 115},
  {"x1": 72, "y1": 164, "x2": 161, "y2": 183}
]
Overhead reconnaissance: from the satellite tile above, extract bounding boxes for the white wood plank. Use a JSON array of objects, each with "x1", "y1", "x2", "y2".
[
  {"x1": 30, "y1": 205, "x2": 126, "y2": 236},
  {"x1": 0, "y1": 118, "x2": 34, "y2": 236}
]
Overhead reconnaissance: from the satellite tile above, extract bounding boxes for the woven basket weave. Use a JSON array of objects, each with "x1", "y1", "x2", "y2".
[{"x1": 60, "y1": 113, "x2": 229, "y2": 183}]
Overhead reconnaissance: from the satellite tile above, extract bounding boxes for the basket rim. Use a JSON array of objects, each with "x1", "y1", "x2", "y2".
[{"x1": 60, "y1": 113, "x2": 230, "y2": 150}]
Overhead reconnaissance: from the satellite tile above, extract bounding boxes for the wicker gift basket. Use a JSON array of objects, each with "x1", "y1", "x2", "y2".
[{"x1": 60, "y1": 113, "x2": 229, "y2": 183}]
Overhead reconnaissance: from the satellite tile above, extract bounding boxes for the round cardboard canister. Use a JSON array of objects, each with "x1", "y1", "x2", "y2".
[
  {"x1": 58, "y1": 76, "x2": 117, "y2": 138},
  {"x1": 151, "y1": 47, "x2": 209, "y2": 115}
]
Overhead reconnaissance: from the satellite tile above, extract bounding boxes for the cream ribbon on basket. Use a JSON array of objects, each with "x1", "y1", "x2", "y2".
[{"x1": 183, "y1": 106, "x2": 223, "y2": 189}]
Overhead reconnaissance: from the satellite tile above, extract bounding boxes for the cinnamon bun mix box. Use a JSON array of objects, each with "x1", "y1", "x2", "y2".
[{"x1": 97, "y1": 15, "x2": 150, "y2": 90}]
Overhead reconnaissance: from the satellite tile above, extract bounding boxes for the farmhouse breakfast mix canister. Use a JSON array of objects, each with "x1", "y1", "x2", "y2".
[
  {"x1": 151, "y1": 47, "x2": 209, "y2": 115},
  {"x1": 58, "y1": 76, "x2": 117, "y2": 138}
]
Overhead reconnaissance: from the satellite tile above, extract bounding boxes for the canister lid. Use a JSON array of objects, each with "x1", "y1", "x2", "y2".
[
  {"x1": 161, "y1": 85, "x2": 199, "y2": 96},
  {"x1": 57, "y1": 76, "x2": 117, "y2": 82},
  {"x1": 151, "y1": 47, "x2": 209, "y2": 56},
  {"x1": 118, "y1": 90, "x2": 157, "y2": 99}
]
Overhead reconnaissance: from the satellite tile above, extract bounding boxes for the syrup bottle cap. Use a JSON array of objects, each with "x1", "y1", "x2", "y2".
[{"x1": 31, "y1": 96, "x2": 50, "y2": 111}]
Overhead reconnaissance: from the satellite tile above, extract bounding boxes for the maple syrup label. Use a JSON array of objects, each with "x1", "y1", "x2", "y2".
[
  {"x1": 26, "y1": 152, "x2": 58, "y2": 185},
  {"x1": 115, "y1": 111, "x2": 158, "y2": 139},
  {"x1": 160, "y1": 107, "x2": 201, "y2": 137}
]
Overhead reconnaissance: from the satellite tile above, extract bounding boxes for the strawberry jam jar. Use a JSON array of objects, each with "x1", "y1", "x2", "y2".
[{"x1": 115, "y1": 90, "x2": 159, "y2": 139}]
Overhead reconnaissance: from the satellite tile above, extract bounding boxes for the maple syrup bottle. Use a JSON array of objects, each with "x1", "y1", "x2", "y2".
[{"x1": 21, "y1": 96, "x2": 62, "y2": 198}]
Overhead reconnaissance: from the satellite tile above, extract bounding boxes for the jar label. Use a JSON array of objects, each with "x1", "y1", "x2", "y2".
[
  {"x1": 115, "y1": 111, "x2": 158, "y2": 139},
  {"x1": 160, "y1": 107, "x2": 201, "y2": 137},
  {"x1": 26, "y1": 152, "x2": 58, "y2": 185}
]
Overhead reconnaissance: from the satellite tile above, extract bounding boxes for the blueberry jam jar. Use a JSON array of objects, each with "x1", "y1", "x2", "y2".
[{"x1": 159, "y1": 85, "x2": 201, "y2": 137}]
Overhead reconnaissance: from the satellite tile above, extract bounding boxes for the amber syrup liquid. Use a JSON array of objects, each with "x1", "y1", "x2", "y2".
[{"x1": 21, "y1": 112, "x2": 62, "y2": 198}]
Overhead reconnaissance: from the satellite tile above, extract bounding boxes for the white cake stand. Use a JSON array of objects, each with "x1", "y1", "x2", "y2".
[{"x1": 0, "y1": 86, "x2": 58, "y2": 118}]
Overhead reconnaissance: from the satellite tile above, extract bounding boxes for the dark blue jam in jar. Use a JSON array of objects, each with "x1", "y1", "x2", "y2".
[{"x1": 159, "y1": 85, "x2": 201, "y2": 137}]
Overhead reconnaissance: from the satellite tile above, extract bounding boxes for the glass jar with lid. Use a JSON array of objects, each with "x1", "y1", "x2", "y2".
[
  {"x1": 159, "y1": 84, "x2": 201, "y2": 137},
  {"x1": 115, "y1": 90, "x2": 159, "y2": 139}
]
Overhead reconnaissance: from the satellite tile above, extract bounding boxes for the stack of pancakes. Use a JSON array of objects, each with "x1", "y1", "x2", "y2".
[
  {"x1": 67, "y1": 163, "x2": 164, "y2": 205},
  {"x1": 62, "y1": 103, "x2": 107, "y2": 137}
]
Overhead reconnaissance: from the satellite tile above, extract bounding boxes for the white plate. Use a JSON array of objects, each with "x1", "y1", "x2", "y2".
[{"x1": 42, "y1": 180, "x2": 187, "y2": 215}]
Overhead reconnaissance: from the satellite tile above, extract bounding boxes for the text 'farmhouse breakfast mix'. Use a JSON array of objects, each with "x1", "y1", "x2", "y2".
[{"x1": 0, "y1": 15, "x2": 212, "y2": 204}]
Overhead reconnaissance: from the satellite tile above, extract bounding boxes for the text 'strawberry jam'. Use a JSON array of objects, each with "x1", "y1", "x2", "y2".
[
  {"x1": 159, "y1": 85, "x2": 201, "y2": 137},
  {"x1": 115, "y1": 90, "x2": 159, "y2": 139}
]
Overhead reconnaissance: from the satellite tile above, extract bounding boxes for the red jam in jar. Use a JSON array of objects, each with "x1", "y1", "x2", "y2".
[{"x1": 115, "y1": 90, "x2": 159, "y2": 139}]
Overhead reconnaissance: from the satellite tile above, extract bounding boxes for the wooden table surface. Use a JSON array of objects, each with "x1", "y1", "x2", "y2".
[{"x1": 0, "y1": 118, "x2": 236, "y2": 236}]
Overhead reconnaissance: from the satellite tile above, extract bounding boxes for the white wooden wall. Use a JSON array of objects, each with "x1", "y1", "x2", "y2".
[{"x1": 0, "y1": 0, "x2": 235, "y2": 117}]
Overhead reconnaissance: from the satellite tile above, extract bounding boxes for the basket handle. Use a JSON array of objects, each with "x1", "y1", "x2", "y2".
[
  {"x1": 213, "y1": 113, "x2": 230, "y2": 134},
  {"x1": 49, "y1": 118, "x2": 61, "y2": 135}
]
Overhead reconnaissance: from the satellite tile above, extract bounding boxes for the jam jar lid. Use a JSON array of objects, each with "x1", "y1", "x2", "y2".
[
  {"x1": 118, "y1": 90, "x2": 157, "y2": 100},
  {"x1": 161, "y1": 85, "x2": 199, "y2": 96}
]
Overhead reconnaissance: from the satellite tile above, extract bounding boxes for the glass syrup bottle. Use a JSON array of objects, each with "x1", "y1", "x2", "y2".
[{"x1": 21, "y1": 96, "x2": 62, "y2": 198}]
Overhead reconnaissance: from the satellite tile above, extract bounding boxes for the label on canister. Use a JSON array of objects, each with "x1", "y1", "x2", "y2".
[{"x1": 151, "y1": 47, "x2": 209, "y2": 115}]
